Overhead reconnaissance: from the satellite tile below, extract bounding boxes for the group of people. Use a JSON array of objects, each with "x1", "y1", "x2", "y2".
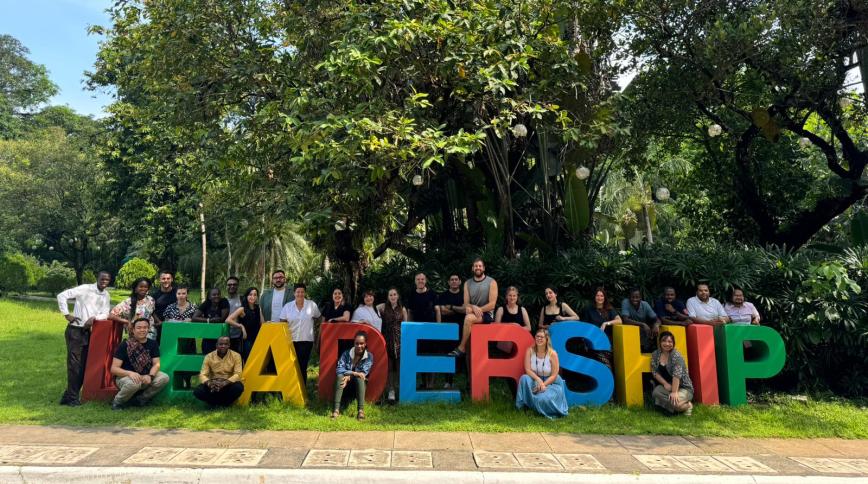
[{"x1": 56, "y1": 258, "x2": 762, "y2": 419}]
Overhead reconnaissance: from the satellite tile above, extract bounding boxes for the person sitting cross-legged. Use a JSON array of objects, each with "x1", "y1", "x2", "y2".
[
  {"x1": 193, "y1": 336, "x2": 244, "y2": 407},
  {"x1": 110, "y1": 318, "x2": 169, "y2": 410},
  {"x1": 332, "y1": 331, "x2": 373, "y2": 420}
]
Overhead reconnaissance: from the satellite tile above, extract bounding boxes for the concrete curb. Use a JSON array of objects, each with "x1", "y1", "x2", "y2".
[{"x1": 0, "y1": 467, "x2": 863, "y2": 483}]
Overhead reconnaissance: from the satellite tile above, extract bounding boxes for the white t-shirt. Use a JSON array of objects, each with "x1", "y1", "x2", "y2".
[
  {"x1": 279, "y1": 298, "x2": 321, "y2": 342},
  {"x1": 352, "y1": 305, "x2": 382, "y2": 332},
  {"x1": 270, "y1": 288, "x2": 286, "y2": 323},
  {"x1": 687, "y1": 296, "x2": 727, "y2": 320}
]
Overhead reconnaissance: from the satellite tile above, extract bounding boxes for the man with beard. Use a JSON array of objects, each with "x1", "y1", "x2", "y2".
[
  {"x1": 260, "y1": 270, "x2": 292, "y2": 322},
  {"x1": 449, "y1": 258, "x2": 498, "y2": 358},
  {"x1": 687, "y1": 283, "x2": 730, "y2": 326}
]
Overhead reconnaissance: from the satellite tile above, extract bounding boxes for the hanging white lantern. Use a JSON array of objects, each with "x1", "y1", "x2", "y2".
[
  {"x1": 575, "y1": 166, "x2": 590, "y2": 180},
  {"x1": 799, "y1": 137, "x2": 811, "y2": 148},
  {"x1": 467, "y1": 160, "x2": 474, "y2": 170},
  {"x1": 512, "y1": 123, "x2": 528, "y2": 138},
  {"x1": 708, "y1": 124, "x2": 723, "y2": 137},
  {"x1": 655, "y1": 187, "x2": 671, "y2": 202},
  {"x1": 334, "y1": 219, "x2": 347, "y2": 232},
  {"x1": 412, "y1": 174, "x2": 423, "y2": 186}
]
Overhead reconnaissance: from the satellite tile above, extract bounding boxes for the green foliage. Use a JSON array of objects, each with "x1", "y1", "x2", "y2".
[
  {"x1": 115, "y1": 257, "x2": 158, "y2": 290},
  {"x1": 0, "y1": 35, "x2": 58, "y2": 138},
  {"x1": 0, "y1": 252, "x2": 38, "y2": 293},
  {"x1": 36, "y1": 261, "x2": 76, "y2": 294},
  {"x1": 851, "y1": 211, "x2": 868, "y2": 247},
  {"x1": 352, "y1": 242, "x2": 867, "y2": 396},
  {"x1": 81, "y1": 270, "x2": 97, "y2": 284}
]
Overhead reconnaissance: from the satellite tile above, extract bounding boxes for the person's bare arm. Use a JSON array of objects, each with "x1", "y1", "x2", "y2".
[{"x1": 481, "y1": 280, "x2": 498, "y2": 313}]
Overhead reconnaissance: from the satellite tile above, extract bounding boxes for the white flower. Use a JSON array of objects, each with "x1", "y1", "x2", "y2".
[
  {"x1": 575, "y1": 166, "x2": 590, "y2": 180},
  {"x1": 708, "y1": 124, "x2": 723, "y2": 137},
  {"x1": 412, "y1": 174, "x2": 423, "y2": 186},
  {"x1": 512, "y1": 123, "x2": 528, "y2": 138},
  {"x1": 655, "y1": 187, "x2": 670, "y2": 202}
]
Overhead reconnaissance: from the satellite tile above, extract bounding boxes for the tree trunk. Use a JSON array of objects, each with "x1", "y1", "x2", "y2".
[
  {"x1": 641, "y1": 203, "x2": 654, "y2": 244},
  {"x1": 199, "y1": 204, "x2": 207, "y2": 302}
]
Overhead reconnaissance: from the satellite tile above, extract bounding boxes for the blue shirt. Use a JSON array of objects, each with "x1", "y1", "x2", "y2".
[{"x1": 336, "y1": 347, "x2": 373, "y2": 377}]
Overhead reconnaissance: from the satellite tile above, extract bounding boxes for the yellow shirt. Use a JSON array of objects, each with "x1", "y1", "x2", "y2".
[{"x1": 199, "y1": 350, "x2": 242, "y2": 383}]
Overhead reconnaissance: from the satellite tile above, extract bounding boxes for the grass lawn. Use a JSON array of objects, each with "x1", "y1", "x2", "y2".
[{"x1": 1, "y1": 298, "x2": 866, "y2": 437}]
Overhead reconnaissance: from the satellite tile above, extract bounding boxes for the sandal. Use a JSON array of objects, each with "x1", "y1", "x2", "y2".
[
  {"x1": 448, "y1": 349, "x2": 465, "y2": 357},
  {"x1": 331, "y1": 410, "x2": 340, "y2": 419},
  {"x1": 357, "y1": 410, "x2": 365, "y2": 420}
]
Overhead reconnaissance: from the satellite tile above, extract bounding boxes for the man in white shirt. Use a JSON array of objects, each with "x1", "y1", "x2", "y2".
[
  {"x1": 279, "y1": 283, "x2": 321, "y2": 384},
  {"x1": 686, "y1": 283, "x2": 730, "y2": 326},
  {"x1": 56, "y1": 271, "x2": 112, "y2": 406}
]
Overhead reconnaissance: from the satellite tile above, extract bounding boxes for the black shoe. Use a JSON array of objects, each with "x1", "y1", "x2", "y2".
[
  {"x1": 59, "y1": 398, "x2": 81, "y2": 407},
  {"x1": 111, "y1": 402, "x2": 124, "y2": 411}
]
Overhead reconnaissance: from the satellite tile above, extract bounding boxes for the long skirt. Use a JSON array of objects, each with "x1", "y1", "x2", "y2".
[{"x1": 515, "y1": 374, "x2": 568, "y2": 419}]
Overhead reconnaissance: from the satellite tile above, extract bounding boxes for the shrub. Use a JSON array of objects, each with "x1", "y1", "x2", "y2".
[
  {"x1": 349, "y1": 241, "x2": 868, "y2": 396},
  {"x1": 36, "y1": 261, "x2": 77, "y2": 294},
  {"x1": 115, "y1": 257, "x2": 158, "y2": 290},
  {"x1": 0, "y1": 252, "x2": 39, "y2": 293},
  {"x1": 82, "y1": 269, "x2": 97, "y2": 284}
]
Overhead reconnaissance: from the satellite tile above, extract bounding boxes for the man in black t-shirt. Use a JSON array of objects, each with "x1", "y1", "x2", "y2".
[
  {"x1": 436, "y1": 274, "x2": 465, "y2": 323},
  {"x1": 110, "y1": 318, "x2": 169, "y2": 410},
  {"x1": 151, "y1": 271, "x2": 177, "y2": 342},
  {"x1": 407, "y1": 273, "x2": 437, "y2": 322}
]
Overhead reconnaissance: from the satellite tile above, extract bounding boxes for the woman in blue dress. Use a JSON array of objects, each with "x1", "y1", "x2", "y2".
[{"x1": 515, "y1": 328, "x2": 568, "y2": 418}]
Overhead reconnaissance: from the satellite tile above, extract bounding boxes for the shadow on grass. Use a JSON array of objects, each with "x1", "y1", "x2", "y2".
[{"x1": 0, "y1": 299, "x2": 865, "y2": 437}]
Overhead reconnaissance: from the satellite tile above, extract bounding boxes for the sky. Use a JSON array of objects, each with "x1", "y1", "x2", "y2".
[{"x1": 0, "y1": 0, "x2": 113, "y2": 118}]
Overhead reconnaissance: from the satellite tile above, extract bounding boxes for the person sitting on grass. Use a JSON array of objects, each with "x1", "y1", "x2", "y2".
[
  {"x1": 515, "y1": 328, "x2": 568, "y2": 419},
  {"x1": 332, "y1": 331, "x2": 373, "y2": 420},
  {"x1": 193, "y1": 336, "x2": 244, "y2": 408},
  {"x1": 110, "y1": 318, "x2": 169, "y2": 410},
  {"x1": 650, "y1": 331, "x2": 694, "y2": 416}
]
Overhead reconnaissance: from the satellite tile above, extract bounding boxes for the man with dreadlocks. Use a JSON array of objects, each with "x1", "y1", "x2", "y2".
[{"x1": 110, "y1": 318, "x2": 169, "y2": 410}]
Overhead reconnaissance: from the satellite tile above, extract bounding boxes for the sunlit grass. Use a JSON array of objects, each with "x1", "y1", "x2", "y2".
[{"x1": 1, "y1": 298, "x2": 865, "y2": 437}]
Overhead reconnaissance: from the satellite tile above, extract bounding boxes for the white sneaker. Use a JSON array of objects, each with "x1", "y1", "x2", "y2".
[
  {"x1": 388, "y1": 389, "x2": 396, "y2": 401},
  {"x1": 443, "y1": 383, "x2": 452, "y2": 389}
]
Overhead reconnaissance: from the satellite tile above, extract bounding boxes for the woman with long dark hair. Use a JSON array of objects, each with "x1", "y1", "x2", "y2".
[
  {"x1": 109, "y1": 277, "x2": 157, "y2": 340},
  {"x1": 226, "y1": 287, "x2": 264, "y2": 362},
  {"x1": 580, "y1": 286, "x2": 621, "y2": 369},
  {"x1": 376, "y1": 287, "x2": 407, "y2": 402}
]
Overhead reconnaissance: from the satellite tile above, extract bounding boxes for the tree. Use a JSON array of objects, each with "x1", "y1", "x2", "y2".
[
  {"x1": 0, "y1": 35, "x2": 58, "y2": 138},
  {"x1": 0, "y1": 125, "x2": 113, "y2": 283},
  {"x1": 626, "y1": 0, "x2": 868, "y2": 248},
  {"x1": 90, "y1": 0, "x2": 626, "y2": 295}
]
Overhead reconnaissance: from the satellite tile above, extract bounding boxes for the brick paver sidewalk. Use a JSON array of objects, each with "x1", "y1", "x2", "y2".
[{"x1": 0, "y1": 425, "x2": 866, "y2": 477}]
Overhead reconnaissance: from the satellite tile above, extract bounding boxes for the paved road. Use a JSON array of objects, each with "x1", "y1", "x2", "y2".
[{"x1": 0, "y1": 425, "x2": 865, "y2": 482}]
